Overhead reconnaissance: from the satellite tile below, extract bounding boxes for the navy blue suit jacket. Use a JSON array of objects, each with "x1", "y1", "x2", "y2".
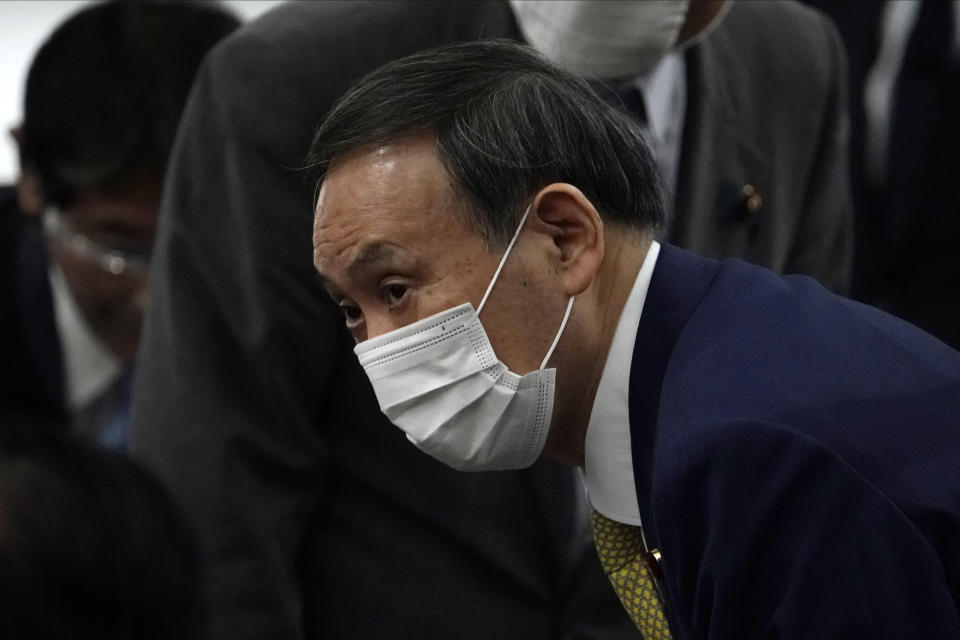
[{"x1": 629, "y1": 245, "x2": 960, "y2": 638}]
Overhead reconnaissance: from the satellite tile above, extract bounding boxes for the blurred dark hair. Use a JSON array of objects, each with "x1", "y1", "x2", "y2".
[
  {"x1": 307, "y1": 39, "x2": 663, "y2": 246},
  {"x1": 20, "y1": 0, "x2": 240, "y2": 208},
  {"x1": 0, "y1": 412, "x2": 204, "y2": 639}
]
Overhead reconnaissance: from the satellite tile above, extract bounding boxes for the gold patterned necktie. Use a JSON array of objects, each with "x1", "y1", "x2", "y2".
[{"x1": 591, "y1": 509, "x2": 673, "y2": 639}]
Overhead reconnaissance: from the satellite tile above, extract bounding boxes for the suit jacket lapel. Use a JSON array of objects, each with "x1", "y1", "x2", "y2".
[
  {"x1": 628, "y1": 245, "x2": 717, "y2": 548},
  {"x1": 670, "y1": 25, "x2": 770, "y2": 260}
]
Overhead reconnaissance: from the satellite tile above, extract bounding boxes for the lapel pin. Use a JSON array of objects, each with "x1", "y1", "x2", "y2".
[{"x1": 740, "y1": 184, "x2": 763, "y2": 216}]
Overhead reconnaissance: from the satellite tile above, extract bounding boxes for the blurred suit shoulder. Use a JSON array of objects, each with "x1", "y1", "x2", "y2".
[{"x1": 0, "y1": 186, "x2": 64, "y2": 422}]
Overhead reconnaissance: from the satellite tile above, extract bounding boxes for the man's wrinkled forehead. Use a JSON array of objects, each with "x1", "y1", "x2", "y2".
[
  {"x1": 323, "y1": 137, "x2": 455, "y2": 206},
  {"x1": 325, "y1": 143, "x2": 403, "y2": 188},
  {"x1": 321, "y1": 241, "x2": 405, "y2": 281},
  {"x1": 321, "y1": 135, "x2": 454, "y2": 195},
  {"x1": 312, "y1": 137, "x2": 470, "y2": 270}
]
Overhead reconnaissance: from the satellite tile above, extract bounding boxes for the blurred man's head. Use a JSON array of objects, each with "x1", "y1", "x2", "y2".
[
  {"x1": 13, "y1": 0, "x2": 239, "y2": 363},
  {"x1": 310, "y1": 40, "x2": 663, "y2": 465},
  {"x1": 0, "y1": 413, "x2": 203, "y2": 639}
]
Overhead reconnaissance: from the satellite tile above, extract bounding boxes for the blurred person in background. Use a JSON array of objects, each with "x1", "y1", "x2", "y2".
[
  {"x1": 805, "y1": 0, "x2": 960, "y2": 348},
  {"x1": 0, "y1": 411, "x2": 204, "y2": 639},
  {"x1": 512, "y1": 0, "x2": 853, "y2": 294},
  {"x1": 0, "y1": 0, "x2": 239, "y2": 447},
  {"x1": 130, "y1": 1, "x2": 852, "y2": 638}
]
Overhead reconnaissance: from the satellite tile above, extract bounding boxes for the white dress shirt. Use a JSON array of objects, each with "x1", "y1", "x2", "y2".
[
  {"x1": 583, "y1": 241, "x2": 661, "y2": 526},
  {"x1": 49, "y1": 264, "x2": 121, "y2": 414}
]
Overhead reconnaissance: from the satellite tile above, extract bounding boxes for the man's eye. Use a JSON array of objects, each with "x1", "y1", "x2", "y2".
[
  {"x1": 340, "y1": 304, "x2": 362, "y2": 322},
  {"x1": 385, "y1": 283, "x2": 408, "y2": 305}
]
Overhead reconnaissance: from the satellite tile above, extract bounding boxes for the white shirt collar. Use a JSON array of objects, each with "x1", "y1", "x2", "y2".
[
  {"x1": 48, "y1": 264, "x2": 121, "y2": 412},
  {"x1": 583, "y1": 241, "x2": 661, "y2": 525}
]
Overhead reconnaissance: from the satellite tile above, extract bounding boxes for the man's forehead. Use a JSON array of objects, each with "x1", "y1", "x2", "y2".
[
  {"x1": 321, "y1": 143, "x2": 447, "y2": 217},
  {"x1": 312, "y1": 139, "x2": 472, "y2": 275},
  {"x1": 324, "y1": 136, "x2": 449, "y2": 192},
  {"x1": 315, "y1": 138, "x2": 466, "y2": 230}
]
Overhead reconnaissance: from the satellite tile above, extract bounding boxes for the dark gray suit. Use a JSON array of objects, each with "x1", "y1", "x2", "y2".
[
  {"x1": 673, "y1": 1, "x2": 852, "y2": 293},
  {"x1": 130, "y1": 2, "x2": 851, "y2": 638}
]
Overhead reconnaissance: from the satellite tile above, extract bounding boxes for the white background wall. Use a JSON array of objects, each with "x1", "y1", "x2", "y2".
[{"x1": 0, "y1": 0, "x2": 282, "y2": 184}]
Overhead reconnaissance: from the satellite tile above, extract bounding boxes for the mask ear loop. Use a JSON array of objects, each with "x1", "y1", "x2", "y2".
[
  {"x1": 478, "y1": 205, "x2": 531, "y2": 315},
  {"x1": 540, "y1": 296, "x2": 574, "y2": 370},
  {"x1": 473, "y1": 203, "x2": 575, "y2": 371}
]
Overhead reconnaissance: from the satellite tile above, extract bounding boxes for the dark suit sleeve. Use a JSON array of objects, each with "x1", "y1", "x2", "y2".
[
  {"x1": 783, "y1": 10, "x2": 853, "y2": 295},
  {"x1": 657, "y1": 420, "x2": 960, "y2": 639},
  {"x1": 128, "y1": 31, "x2": 339, "y2": 640}
]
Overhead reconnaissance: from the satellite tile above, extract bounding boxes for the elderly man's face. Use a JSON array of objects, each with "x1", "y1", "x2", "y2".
[{"x1": 313, "y1": 136, "x2": 569, "y2": 375}]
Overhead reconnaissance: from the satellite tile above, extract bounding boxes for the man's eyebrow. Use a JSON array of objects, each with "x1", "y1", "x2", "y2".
[
  {"x1": 345, "y1": 242, "x2": 400, "y2": 277},
  {"x1": 315, "y1": 242, "x2": 405, "y2": 296}
]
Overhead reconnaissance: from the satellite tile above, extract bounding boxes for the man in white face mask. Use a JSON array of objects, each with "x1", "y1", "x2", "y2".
[
  {"x1": 510, "y1": 0, "x2": 852, "y2": 295},
  {"x1": 509, "y1": 0, "x2": 721, "y2": 80},
  {"x1": 311, "y1": 40, "x2": 960, "y2": 639}
]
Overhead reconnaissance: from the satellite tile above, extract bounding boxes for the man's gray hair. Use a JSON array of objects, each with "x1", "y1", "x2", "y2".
[{"x1": 308, "y1": 38, "x2": 664, "y2": 246}]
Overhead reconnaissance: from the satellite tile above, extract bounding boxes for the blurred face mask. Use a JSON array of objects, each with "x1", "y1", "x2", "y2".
[
  {"x1": 354, "y1": 206, "x2": 575, "y2": 471},
  {"x1": 510, "y1": 0, "x2": 691, "y2": 80}
]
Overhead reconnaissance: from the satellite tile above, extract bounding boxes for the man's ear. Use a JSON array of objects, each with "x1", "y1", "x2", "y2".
[
  {"x1": 10, "y1": 126, "x2": 44, "y2": 217},
  {"x1": 527, "y1": 183, "x2": 604, "y2": 296}
]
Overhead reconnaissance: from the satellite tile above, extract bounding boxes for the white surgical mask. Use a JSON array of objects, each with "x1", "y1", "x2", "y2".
[
  {"x1": 354, "y1": 207, "x2": 575, "y2": 471},
  {"x1": 510, "y1": 0, "x2": 691, "y2": 80}
]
